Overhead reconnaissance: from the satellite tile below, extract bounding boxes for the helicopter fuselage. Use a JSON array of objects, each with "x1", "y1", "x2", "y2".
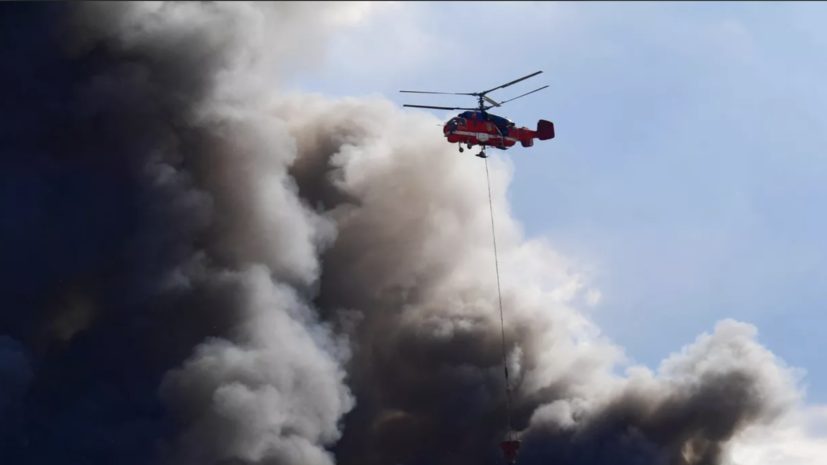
[{"x1": 443, "y1": 112, "x2": 554, "y2": 151}]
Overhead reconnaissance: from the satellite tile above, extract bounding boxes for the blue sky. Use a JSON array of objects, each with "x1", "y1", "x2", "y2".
[{"x1": 285, "y1": 1, "x2": 827, "y2": 403}]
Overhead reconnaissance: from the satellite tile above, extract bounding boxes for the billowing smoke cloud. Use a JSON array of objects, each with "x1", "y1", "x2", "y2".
[{"x1": 0, "y1": 2, "x2": 807, "y2": 465}]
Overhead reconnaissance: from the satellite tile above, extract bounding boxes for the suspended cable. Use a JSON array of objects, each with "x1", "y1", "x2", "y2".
[
  {"x1": 484, "y1": 157, "x2": 521, "y2": 464},
  {"x1": 484, "y1": 157, "x2": 512, "y2": 429}
]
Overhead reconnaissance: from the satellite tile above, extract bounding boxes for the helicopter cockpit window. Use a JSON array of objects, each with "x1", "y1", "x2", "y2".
[{"x1": 446, "y1": 118, "x2": 459, "y2": 133}]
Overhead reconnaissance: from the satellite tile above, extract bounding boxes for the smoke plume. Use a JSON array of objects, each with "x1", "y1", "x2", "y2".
[{"x1": 0, "y1": 2, "x2": 806, "y2": 465}]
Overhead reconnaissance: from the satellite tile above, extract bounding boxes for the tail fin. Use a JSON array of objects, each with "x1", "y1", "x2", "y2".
[{"x1": 536, "y1": 119, "x2": 555, "y2": 140}]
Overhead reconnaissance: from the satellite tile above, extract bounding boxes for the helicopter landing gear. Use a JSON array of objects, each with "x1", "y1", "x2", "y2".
[
  {"x1": 459, "y1": 146, "x2": 465, "y2": 153},
  {"x1": 467, "y1": 143, "x2": 473, "y2": 149}
]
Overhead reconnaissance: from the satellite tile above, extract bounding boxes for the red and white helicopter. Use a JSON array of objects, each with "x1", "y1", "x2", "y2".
[{"x1": 401, "y1": 71, "x2": 555, "y2": 158}]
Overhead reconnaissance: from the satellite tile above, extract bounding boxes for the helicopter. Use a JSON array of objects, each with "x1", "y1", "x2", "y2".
[{"x1": 400, "y1": 71, "x2": 555, "y2": 158}]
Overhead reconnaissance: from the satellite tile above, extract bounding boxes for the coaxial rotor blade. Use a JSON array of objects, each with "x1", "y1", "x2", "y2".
[
  {"x1": 399, "y1": 90, "x2": 476, "y2": 95},
  {"x1": 497, "y1": 85, "x2": 549, "y2": 105},
  {"x1": 403, "y1": 104, "x2": 477, "y2": 111},
  {"x1": 483, "y1": 96, "x2": 501, "y2": 107},
  {"x1": 479, "y1": 71, "x2": 543, "y2": 96}
]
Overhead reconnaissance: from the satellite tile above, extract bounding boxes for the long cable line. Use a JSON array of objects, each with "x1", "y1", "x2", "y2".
[{"x1": 484, "y1": 157, "x2": 514, "y2": 435}]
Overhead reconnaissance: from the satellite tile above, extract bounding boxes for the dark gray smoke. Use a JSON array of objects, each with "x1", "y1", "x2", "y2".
[{"x1": 0, "y1": 2, "x2": 804, "y2": 465}]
